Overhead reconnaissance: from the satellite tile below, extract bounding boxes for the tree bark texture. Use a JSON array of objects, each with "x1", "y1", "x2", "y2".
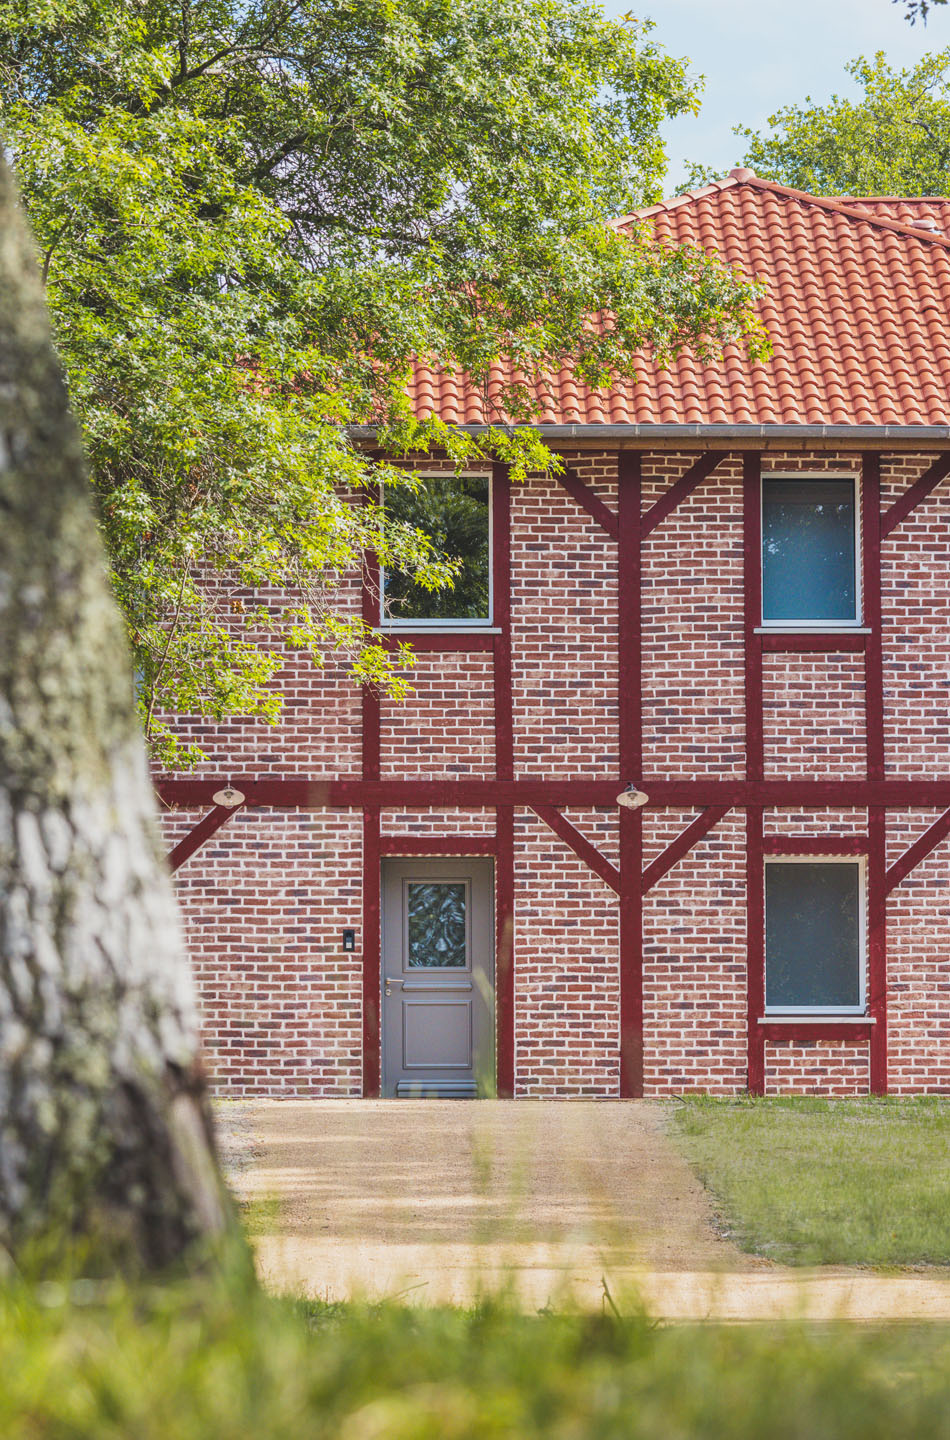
[{"x1": 0, "y1": 160, "x2": 230, "y2": 1270}]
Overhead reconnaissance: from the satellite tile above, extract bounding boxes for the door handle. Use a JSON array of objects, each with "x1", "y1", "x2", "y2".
[{"x1": 385, "y1": 976, "x2": 403, "y2": 996}]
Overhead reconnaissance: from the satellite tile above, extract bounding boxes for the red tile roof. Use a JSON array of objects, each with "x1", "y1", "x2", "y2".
[{"x1": 407, "y1": 171, "x2": 950, "y2": 430}]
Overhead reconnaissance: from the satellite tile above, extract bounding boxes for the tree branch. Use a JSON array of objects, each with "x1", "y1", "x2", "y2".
[
  {"x1": 144, "y1": 568, "x2": 190, "y2": 740},
  {"x1": 40, "y1": 221, "x2": 69, "y2": 287}
]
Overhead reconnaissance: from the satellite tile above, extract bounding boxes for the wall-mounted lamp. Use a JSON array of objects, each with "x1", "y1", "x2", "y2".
[
  {"x1": 212, "y1": 786, "x2": 246, "y2": 808},
  {"x1": 616, "y1": 785, "x2": 649, "y2": 810}
]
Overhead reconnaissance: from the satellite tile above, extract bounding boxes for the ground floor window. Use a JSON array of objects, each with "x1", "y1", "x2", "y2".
[{"x1": 764, "y1": 858, "x2": 864, "y2": 1013}]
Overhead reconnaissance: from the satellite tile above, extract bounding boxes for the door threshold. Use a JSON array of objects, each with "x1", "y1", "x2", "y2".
[{"x1": 395, "y1": 1080, "x2": 478, "y2": 1099}]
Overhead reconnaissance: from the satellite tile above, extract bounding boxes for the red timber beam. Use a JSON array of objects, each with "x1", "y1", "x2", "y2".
[
  {"x1": 885, "y1": 806, "x2": 950, "y2": 896},
  {"x1": 761, "y1": 632, "x2": 865, "y2": 653},
  {"x1": 361, "y1": 543, "x2": 383, "y2": 1098},
  {"x1": 529, "y1": 806, "x2": 620, "y2": 893},
  {"x1": 379, "y1": 835, "x2": 497, "y2": 856},
  {"x1": 868, "y1": 805, "x2": 887, "y2": 1094},
  {"x1": 640, "y1": 452, "x2": 726, "y2": 538},
  {"x1": 759, "y1": 1020, "x2": 875, "y2": 1043},
  {"x1": 166, "y1": 801, "x2": 243, "y2": 873},
  {"x1": 743, "y1": 452, "x2": 766, "y2": 1094},
  {"x1": 863, "y1": 454, "x2": 887, "y2": 1093},
  {"x1": 880, "y1": 452, "x2": 950, "y2": 539},
  {"x1": 378, "y1": 632, "x2": 494, "y2": 652},
  {"x1": 556, "y1": 466, "x2": 619, "y2": 541},
  {"x1": 618, "y1": 451, "x2": 643, "y2": 1097},
  {"x1": 492, "y1": 462, "x2": 516, "y2": 1098},
  {"x1": 157, "y1": 777, "x2": 950, "y2": 809},
  {"x1": 641, "y1": 807, "x2": 731, "y2": 894},
  {"x1": 763, "y1": 835, "x2": 869, "y2": 856}
]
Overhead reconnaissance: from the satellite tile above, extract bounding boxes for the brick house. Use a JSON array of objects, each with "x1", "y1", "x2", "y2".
[{"x1": 158, "y1": 168, "x2": 950, "y2": 1099}]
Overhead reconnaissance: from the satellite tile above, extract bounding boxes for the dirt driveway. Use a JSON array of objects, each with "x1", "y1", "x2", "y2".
[{"x1": 225, "y1": 1099, "x2": 950, "y2": 1319}]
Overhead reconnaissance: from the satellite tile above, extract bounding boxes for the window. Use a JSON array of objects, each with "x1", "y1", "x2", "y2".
[
  {"x1": 761, "y1": 475, "x2": 859, "y2": 626},
  {"x1": 381, "y1": 472, "x2": 491, "y2": 628},
  {"x1": 765, "y1": 859, "x2": 864, "y2": 1013}
]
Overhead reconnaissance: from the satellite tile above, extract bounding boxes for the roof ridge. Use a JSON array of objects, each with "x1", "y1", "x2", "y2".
[
  {"x1": 742, "y1": 173, "x2": 950, "y2": 250},
  {"x1": 625, "y1": 170, "x2": 950, "y2": 250},
  {"x1": 744, "y1": 174, "x2": 950, "y2": 247},
  {"x1": 840, "y1": 195, "x2": 950, "y2": 203},
  {"x1": 613, "y1": 173, "x2": 743, "y2": 228}
]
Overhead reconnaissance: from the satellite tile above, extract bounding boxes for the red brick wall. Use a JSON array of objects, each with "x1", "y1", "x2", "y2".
[
  {"x1": 381, "y1": 653, "x2": 495, "y2": 778},
  {"x1": 167, "y1": 806, "x2": 364, "y2": 1096},
  {"x1": 642, "y1": 807, "x2": 747, "y2": 1095},
  {"x1": 156, "y1": 581, "x2": 363, "y2": 778},
  {"x1": 157, "y1": 446, "x2": 950, "y2": 1097},
  {"x1": 641, "y1": 453, "x2": 744, "y2": 781},
  {"x1": 514, "y1": 807, "x2": 619, "y2": 1096},
  {"x1": 511, "y1": 458, "x2": 618, "y2": 778},
  {"x1": 765, "y1": 1040, "x2": 870, "y2": 1096},
  {"x1": 883, "y1": 456, "x2": 950, "y2": 778},
  {"x1": 887, "y1": 809, "x2": 950, "y2": 1095},
  {"x1": 763, "y1": 653, "x2": 866, "y2": 778}
]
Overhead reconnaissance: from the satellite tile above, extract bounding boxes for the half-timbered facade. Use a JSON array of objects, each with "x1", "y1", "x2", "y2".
[{"x1": 158, "y1": 170, "x2": 950, "y2": 1098}]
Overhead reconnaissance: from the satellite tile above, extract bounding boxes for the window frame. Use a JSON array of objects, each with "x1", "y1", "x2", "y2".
[
  {"x1": 763, "y1": 854, "x2": 867, "y2": 1016},
  {"x1": 378, "y1": 469, "x2": 495, "y2": 632},
  {"x1": 759, "y1": 471, "x2": 862, "y2": 631}
]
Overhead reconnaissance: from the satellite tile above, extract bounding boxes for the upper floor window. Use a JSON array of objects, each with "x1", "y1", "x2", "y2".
[
  {"x1": 765, "y1": 859, "x2": 864, "y2": 1014},
  {"x1": 381, "y1": 472, "x2": 491, "y2": 628},
  {"x1": 761, "y1": 475, "x2": 859, "y2": 627}
]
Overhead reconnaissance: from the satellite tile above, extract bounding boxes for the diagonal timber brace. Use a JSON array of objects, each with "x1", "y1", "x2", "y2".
[
  {"x1": 640, "y1": 453, "x2": 726, "y2": 538},
  {"x1": 530, "y1": 804, "x2": 621, "y2": 893},
  {"x1": 885, "y1": 805, "x2": 950, "y2": 895},
  {"x1": 166, "y1": 802, "x2": 243, "y2": 874},
  {"x1": 880, "y1": 453, "x2": 950, "y2": 539},
  {"x1": 641, "y1": 806, "x2": 731, "y2": 894},
  {"x1": 556, "y1": 467, "x2": 619, "y2": 540}
]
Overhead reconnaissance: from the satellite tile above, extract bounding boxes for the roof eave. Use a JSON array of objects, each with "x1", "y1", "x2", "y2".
[{"x1": 351, "y1": 422, "x2": 950, "y2": 452}]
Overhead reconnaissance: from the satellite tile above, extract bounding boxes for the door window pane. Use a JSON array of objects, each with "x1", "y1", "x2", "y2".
[
  {"x1": 765, "y1": 862, "x2": 862, "y2": 1010},
  {"x1": 383, "y1": 474, "x2": 490, "y2": 623},
  {"x1": 407, "y1": 882, "x2": 467, "y2": 968},
  {"x1": 762, "y1": 478, "x2": 857, "y2": 622}
]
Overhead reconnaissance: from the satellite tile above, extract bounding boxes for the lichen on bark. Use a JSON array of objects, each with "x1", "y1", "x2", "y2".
[{"x1": 0, "y1": 158, "x2": 232, "y2": 1271}]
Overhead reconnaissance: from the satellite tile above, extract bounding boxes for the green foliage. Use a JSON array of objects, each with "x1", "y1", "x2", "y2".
[
  {"x1": 685, "y1": 50, "x2": 950, "y2": 197},
  {"x1": 4, "y1": 1275, "x2": 950, "y2": 1438},
  {"x1": 672, "y1": 1096, "x2": 950, "y2": 1266},
  {"x1": 383, "y1": 474, "x2": 490, "y2": 621},
  {"x1": 0, "y1": 0, "x2": 765, "y2": 764}
]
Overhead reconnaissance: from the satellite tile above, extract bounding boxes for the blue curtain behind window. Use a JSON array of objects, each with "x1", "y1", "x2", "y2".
[{"x1": 762, "y1": 478, "x2": 856, "y2": 622}]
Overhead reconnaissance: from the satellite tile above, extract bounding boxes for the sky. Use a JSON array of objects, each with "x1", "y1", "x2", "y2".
[{"x1": 601, "y1": 0, "x2": 950, "y2": 193}]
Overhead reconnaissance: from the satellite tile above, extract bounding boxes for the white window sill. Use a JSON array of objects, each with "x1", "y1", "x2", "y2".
[
  {"x1": 755, "y1": 626, "x2": 870, "y2": 635},
  {"x1": 760, "y1": 1014, "x2": 874, "y2": 1024},
  {"x1": 379, "y1": 626, "x2": 501, "y2": 635}
]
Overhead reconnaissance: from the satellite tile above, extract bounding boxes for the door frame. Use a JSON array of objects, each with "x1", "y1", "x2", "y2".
[
  {"x1": 380, "y1": 855, "x2": 496, "y2": 1097},
  {"x1": 362, "y1": 827, "x2": 514, "y2": 1098}
]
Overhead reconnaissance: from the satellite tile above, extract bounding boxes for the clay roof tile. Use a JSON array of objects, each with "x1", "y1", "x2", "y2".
[{"x1": 409, "y1": 174, "x2": 950, "y2": 428}]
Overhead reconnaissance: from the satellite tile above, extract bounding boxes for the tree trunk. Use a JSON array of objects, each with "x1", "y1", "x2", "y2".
[{"x1": 0, "y1": 159, "x2": 231, "y2": 1271}]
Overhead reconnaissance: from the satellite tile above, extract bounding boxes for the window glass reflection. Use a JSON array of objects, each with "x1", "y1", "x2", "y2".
[
  {"x1": 762, "y1": 478, "x2": 856, "y2": 622},
  {"x1": 383, "y1": 474, "x2": 490, "y2": 623},
  {"x1": 407, "y1": 882, "x2": 467, "y2": 968},
  {"x1": 765, "y1": 862, "x2": 861, "y2": 1010}
]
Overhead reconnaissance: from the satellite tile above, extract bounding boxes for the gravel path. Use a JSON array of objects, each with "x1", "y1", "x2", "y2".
[{"x1": 219, "y1": 1099, "x2": 950, "y2": 1318}]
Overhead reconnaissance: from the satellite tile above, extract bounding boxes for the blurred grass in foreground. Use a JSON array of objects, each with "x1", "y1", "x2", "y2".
[
  {"x1": 672, "y1": 1096, "x2": 950, "y2": 1266},
  {"x1": 3, "y1": 1275, "x2": 950, "y2": 1438}
]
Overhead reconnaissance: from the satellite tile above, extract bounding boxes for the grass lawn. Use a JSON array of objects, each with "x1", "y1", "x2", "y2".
[
  {"x1": 4, "y1": 1276, "x2": 950, "y2": 1438},
  {"x1": 671, "y1": 1096, "x2": 950, "y2": 1267}
]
